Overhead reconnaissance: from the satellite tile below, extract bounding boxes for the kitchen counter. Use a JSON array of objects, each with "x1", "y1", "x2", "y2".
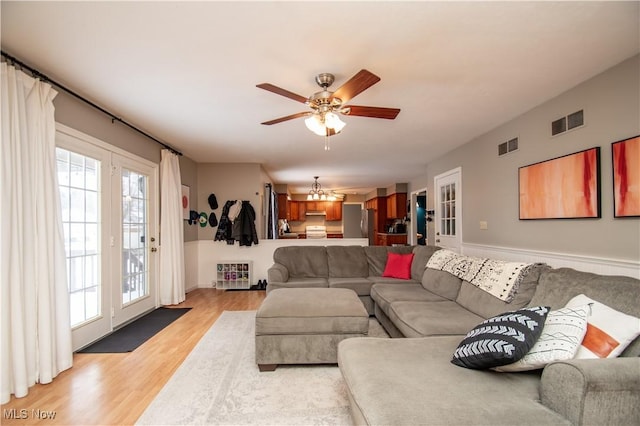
[
  {"x1": 279, "y1": 233, "x2": 299, "y2": 239},
  {"x1": 376, "y1": 233, "x2": 408, "y2": 246}
]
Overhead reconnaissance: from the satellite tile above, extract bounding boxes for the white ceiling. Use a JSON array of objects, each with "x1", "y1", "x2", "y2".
[{"x1": 2, "y1": 1, "x2": 638, "y2": 194}]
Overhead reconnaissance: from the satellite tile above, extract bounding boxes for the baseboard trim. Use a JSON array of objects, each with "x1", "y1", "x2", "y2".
[{"x1": 462, "y1": 243, "x2": 639, "y2": 279}]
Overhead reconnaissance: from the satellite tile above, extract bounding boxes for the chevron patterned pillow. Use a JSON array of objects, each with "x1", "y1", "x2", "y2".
[{"x1": 451, "y1": 306, "x2": 550, "y2": 369}]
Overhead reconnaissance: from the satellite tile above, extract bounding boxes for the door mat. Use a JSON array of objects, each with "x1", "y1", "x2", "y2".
[{"x1": 77, "y1": 307, "x2": 191, "y2": 353}]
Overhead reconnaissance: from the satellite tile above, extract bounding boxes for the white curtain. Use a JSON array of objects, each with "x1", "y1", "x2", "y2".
[
  {"x1": 159, "y1": 149, "x2": 185, "y2": 305},
  {"x1": 1, "y1": 63, "x2": 73, "y2": 404}
]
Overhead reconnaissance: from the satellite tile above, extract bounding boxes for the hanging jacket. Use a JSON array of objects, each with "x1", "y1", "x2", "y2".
[
  {"x1": 214, "y1": 200, "x2": 237, "y2": 244},
  {"x1": 231, "y1": 201, "x2": 259, "y2": 246}
]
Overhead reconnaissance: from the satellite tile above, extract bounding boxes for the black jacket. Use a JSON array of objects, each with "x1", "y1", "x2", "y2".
[{"x1": 232, "y1": 201, "x2": 259, "y2": 246}]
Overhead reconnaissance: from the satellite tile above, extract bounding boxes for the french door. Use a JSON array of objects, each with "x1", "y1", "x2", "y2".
[
  {"x1": 434, "y1": 167, "x2": 462, "y2": 252},
  {"x1": 56, "y1": 126, "x2": 158, "y2": 351}
]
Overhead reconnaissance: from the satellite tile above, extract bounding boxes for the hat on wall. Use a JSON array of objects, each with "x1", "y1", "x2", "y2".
[
  {"x1": 199, "y1": 212, "x2": 208, "y2": 227},
  {"x1": 209, "y1": 212, "x2": 218, "y2": 227},
  {"x1": 188, "y1": 210, "x2": 199, "y2": 225},
  {"x1": 208, "y1": 193, "x2": 218, "y2": 210}
]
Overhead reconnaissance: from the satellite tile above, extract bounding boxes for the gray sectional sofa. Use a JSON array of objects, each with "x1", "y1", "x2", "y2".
[
  {"x1": 266, "y1": 245, "x2": 640, "y2": 425},
  {"x1": 267, "y1": 245, "x2": 423, "y2": 315}
]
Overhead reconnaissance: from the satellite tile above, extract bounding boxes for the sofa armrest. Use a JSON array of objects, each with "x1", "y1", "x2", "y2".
[
  {"x1": 267, "y1": 263, "x2": 289, "y2": 283},
  {"x1": 540, "y1": 357, "x2": 640, "y2": 425}
]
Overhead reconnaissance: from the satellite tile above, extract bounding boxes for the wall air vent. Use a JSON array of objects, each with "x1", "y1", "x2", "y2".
[
  {"x1": 498, "y1": 137, "x2": 518, "y2": 156},
  {"x1": 552, "y1": 109, "x2": 584, "y2": 136}
]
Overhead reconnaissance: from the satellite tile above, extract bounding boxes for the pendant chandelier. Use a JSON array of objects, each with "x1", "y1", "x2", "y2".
[{"x1": 307, "y1": 176, "x2": 327, "y2": 201}]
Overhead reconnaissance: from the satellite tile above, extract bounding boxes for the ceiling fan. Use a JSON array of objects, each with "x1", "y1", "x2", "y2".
[{"x1": 257, "y1": 69, "x2": 400, "y2": 141}]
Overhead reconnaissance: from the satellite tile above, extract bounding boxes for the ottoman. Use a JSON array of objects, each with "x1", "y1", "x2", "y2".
[{"x1": 255, "y1": 287, "x2": 369, "y2": 371}]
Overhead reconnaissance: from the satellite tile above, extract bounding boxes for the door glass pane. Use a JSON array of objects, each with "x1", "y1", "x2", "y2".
[
  {"x1": 438, "y1": 182, "x2": 457, "y2": 237},
  {"x1": 122, "y1": 168, "x2": 149, "y2": 304},
  {"x1": 56, "y1": 147, "x2": 101, "y2": 328}
]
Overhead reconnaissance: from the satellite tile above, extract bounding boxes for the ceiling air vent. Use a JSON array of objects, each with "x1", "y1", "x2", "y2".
[
  {"x1": 498, "y1": 137, "x2": 518, "y2": 156},
  {"x1": 552, "y1": 109, "x2": 584, "y2": 136}
]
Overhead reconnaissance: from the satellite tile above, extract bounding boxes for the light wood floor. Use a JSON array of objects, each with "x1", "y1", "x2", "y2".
[{"x1": 1, "y1": 288, "x2": 266, "y2": 425}]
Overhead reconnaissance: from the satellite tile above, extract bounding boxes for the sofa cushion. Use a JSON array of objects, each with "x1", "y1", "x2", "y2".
[
  {"x1": 266, "y1": 277, "x2": 328, "y2": 294},
  {"x1": 495, "y1": 305, "x2": 589, "y2": 372},
  {"x1": 368, "y1": 275, "x2": 419, "y2": 285},
  {"x1": 326, "y1": 246, "x2": 369, "y2": 278},
  {"x1": 256, "y1": 288, "x2": 368, "y2": 335},
  {"x1": 421, "y1": 268, "x2": 462, "y2": 300},
  {"x1": 566, "y1": 294, "x2": 640, "y2": 359},
  {"x1": 364, "y1": 246, "x2": 389, "y2": 276},
  {"x1": 411, "y1": 245, "x2": 441, "y2": 281},
  {"x1": 382, "y1": 252, "x2": 414, "y2": 279},
  {"x1": 388, "y1": 301, "x2": 484, "y2": 337},
  {"x1": 529, "y1": 267, "x2": 640, "y2": 356},
  {"x1": 371, "y1": 283, "x2": 447, "y2": 314},
  {"x1": 328, "y1": 277, "x2": 373, "y2": 296},
  {"x1": 451, "y1": 306, "x2": 550, "y2": 369},
  {"x1": 273, "y1": 246, "x2": 329, "y2": 278},
  {"x1": 338, "y1": 336, "x2": 570, "y2": 426}
]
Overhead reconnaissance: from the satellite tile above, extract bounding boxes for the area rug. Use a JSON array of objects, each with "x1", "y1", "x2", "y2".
[
  {"x1": 136, "y1": 310, "x2": 389, "y2": 425},
  {"x1": 78, "y1": 307, "x2": 191, "y2": 353}
]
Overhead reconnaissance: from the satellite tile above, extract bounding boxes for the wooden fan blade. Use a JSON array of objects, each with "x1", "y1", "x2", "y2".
[
  {"x1": 261, "y1": 111, "x2": 311, "y2": 125},
  {"x1": 256, "y1": 83, "x2": 308, "y2": 104},
  {"x1": 331, "y1": 70, "x2": 380, "y2": 104},
  {"x1": 342, "y1": 105, "x2": 401, "y2": 119}
]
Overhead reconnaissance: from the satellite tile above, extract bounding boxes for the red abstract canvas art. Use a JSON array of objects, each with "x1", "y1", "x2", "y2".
[
  {"x1": 612, "y1": 136, "x2": 640, "y2": 218},
  {"x1": 519, "y1": 147, "x2": 601, "y2": 219}
]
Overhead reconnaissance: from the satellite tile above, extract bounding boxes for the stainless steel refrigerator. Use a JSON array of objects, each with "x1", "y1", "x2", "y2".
[
  {"x1": 360, "y1": 208, "x2": 375, "y2": 245},
  {"x1": 342, "y1": 204, "x2": 363, "y2": 239}
]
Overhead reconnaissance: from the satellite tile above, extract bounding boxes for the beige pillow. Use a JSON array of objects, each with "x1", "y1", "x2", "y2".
[
  {"x1": 566, "y1": 294, "x2": 640, "y2": 359},
  {"x1": 495, "y1": 305, "x2": 589, "y2": 372}
]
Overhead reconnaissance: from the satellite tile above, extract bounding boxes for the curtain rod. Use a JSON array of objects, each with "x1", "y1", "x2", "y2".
[{"x1": 1, "y1": 50, "x2": 183, "y2": 156}]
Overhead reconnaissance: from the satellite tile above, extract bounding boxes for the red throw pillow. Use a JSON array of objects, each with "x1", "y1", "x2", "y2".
[{"x1": 382, "y1": 252, "x2": 414, "y2": 280}]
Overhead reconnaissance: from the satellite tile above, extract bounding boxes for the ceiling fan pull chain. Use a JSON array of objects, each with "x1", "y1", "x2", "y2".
[{"x1": 324, "y1": 134, "x2": 330, "y2": 151}]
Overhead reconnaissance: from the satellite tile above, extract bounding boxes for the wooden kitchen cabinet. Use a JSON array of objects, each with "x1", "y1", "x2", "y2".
[
  {"x1": 386, "y1": 193, "x2": 407, "y2": 219},
  {"x1": 290, "y1": 201, "x2": 299, "y2": 221},
  {"x1": 306, "y1": 201, "x2": 325, "y2": 212},
  {"x1": 277, "y1": 194, "x2": 290, "y2": 220},
  {"x1": 296, "y1": 202, "x2": 306, "y2": 220},
  {"x1": 325, "y1": 201, "x2": 343, "y2": 221}
]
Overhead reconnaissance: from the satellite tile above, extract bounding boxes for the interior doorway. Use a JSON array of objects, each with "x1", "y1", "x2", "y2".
[
  {"x1": 409, "y1": 188, "x2": 428, "y2": 246},
  {"x1": 434, "y1": 167, "x2": 462, "y2": 252}
]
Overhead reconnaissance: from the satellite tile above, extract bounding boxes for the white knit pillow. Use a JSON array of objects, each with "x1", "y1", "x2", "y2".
[
  {"x1": 494, "y1": 305, "x2": 589, "y2": 372},
  {"x1": 566, "y1": 294, "x2": 640, "y2": 359}
]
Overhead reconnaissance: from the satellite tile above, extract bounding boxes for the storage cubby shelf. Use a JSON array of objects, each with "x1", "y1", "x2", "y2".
[{"x1": 216, "y1": 261, "x2": 252, "y2": 290}]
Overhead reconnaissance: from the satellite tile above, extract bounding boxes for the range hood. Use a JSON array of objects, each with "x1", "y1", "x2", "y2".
[{"x1": 306, "y1": 211, "x2": 326, "y2": 216}]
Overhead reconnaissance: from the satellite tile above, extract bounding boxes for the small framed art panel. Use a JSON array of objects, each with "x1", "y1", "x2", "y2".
[
  {"x1": 182, "y1": 185, "x2": 190, "y2": 220},
  {"x1": 519, "y1": 147, "x2": 601, "y2": 220},
  {"x1": 612, "y1": 135, "x2": 640, "y2": 218}
]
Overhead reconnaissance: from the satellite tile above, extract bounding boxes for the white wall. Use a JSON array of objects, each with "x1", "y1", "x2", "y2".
[{"x1": 196, "y1": 163, "x2": 267, "y2": 240}]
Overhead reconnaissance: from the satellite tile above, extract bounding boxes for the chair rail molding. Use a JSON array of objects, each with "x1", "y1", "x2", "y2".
[{"x1": 462, "y1": 242, "x2": 639, "y2": 279}]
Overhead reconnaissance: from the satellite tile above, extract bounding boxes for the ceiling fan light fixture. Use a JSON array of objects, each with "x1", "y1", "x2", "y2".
[
  {"x1": 324, "y1": 112, "x2": 346, "y2": 132},
  {"x1": 304, "y1": 112, "x2": 346, "y2": 137},
  {"x1": 305, "y1": 115, "x2": 326, "y2": 136}
]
